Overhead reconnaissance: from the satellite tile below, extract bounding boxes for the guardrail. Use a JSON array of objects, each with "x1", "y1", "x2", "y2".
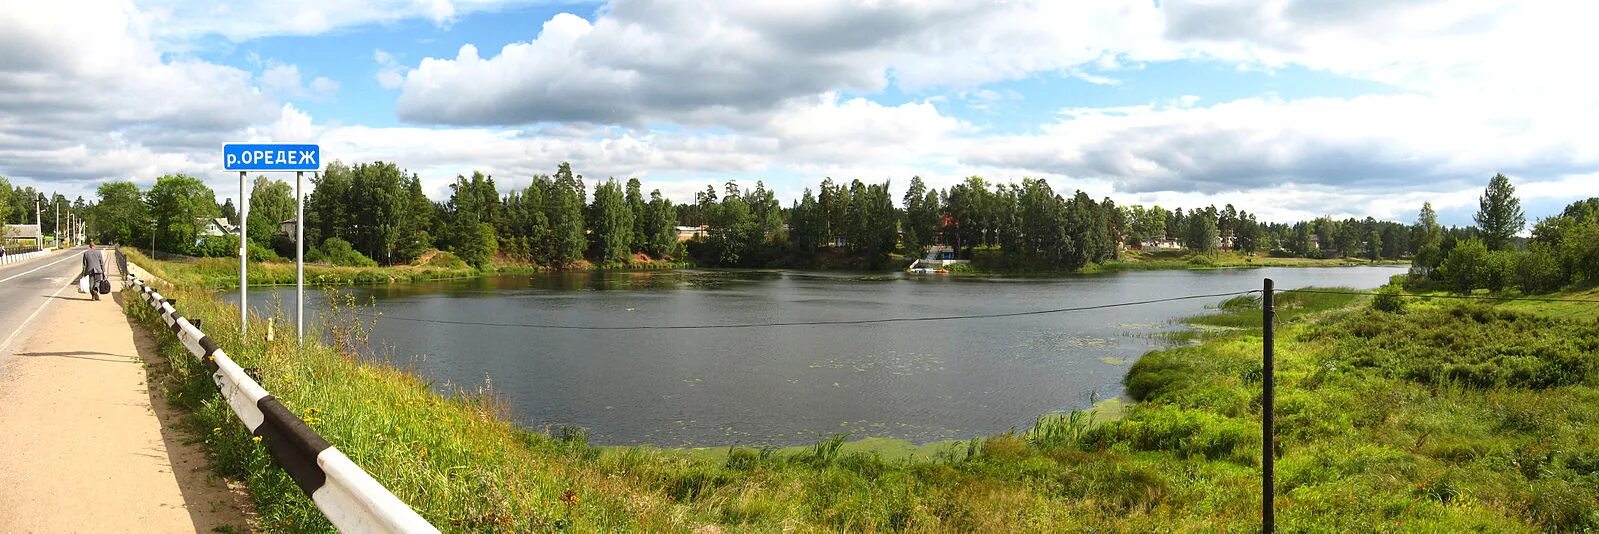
[
  {"x1": 120, "y1": 256, "x2": 439, "y2": 533},
  {"x1": 0, "y1": 247, "x2": 57, "y2": 266}
]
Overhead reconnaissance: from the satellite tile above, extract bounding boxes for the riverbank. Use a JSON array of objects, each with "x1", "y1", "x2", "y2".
[
  {"x1": 126, "y1": 249, "x2": 691, "y2": 289},
  {"x1": 944, "y1": 248, "x2": 1408, "y2": 275},
  {"x1": 125, "y1": 249, "x2": 1594, "y2": 531}
]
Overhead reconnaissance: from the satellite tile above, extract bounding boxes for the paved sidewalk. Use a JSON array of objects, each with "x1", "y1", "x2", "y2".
[{"x1": 0, "y1": 258, "x2": 252, "y2": 532}]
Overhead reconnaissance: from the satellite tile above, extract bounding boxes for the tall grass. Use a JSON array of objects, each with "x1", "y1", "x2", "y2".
[{"x1": 124, "y1": 250, "x2": 1594, "y2": 532}]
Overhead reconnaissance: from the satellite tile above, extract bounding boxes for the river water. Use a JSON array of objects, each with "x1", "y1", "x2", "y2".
[{"x1": 228, "y1": 266, "x2": 1401, "y2": 447}]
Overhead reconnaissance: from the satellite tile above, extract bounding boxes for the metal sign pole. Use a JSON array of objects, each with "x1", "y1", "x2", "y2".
[
  {"x1": 240, "y1": 171, "x2": 249, "y2": 335},
  {"x1": 296, "y1": 171, "x2": 305, "y2": 342},
  {"x1": 1262, "y1": 278, "x2": 1276, "y2": 533}
]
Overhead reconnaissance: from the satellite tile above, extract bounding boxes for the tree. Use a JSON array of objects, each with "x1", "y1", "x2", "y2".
[
  {"x1": 0, "y1": 177, "x2": 10, "y2": 224},
  {"x1": 1474, "y1": 173, "x2": 1524, "y2": 251},
  {"x1": 220, "y1": 198, "x2": 238, "y2": 226},
  {"x1": 626, "y1": 178, "x2": 646, "y2": 252},
  {"x1": 1516, "y1": 243, "x2": 1566, "y2": 294},
  {"x1": 94, "y1": 181, "x2": 146, "y2": 246},
  {"x1": 788, "y1": 189, "x2": 826, "y2": 256},
  {"x1": 308, "y1": 161, "x2": 354, "y2": 246},
  {"x1": 1365, "y1": 224, "x2": 1383, "y2": 261},
  {"x1": 397, "y1": 174, "x2": 435, "y2": 263},
  {"x1": 545, "y1": 163, "x2": 587, "y2": 266},
  {"x1": 247, "y1": 176, "x2": 295, "y2": 245},
  {"x1": 589, "y1": 178, "x2": 635, "y2": 264},
  {"x1": 145, "y1": 174, "x2": 219, "y2": 253},
  {"x1": 1412, "y1": 202, "x2": 1444, "y2": 275},
  {"x1": 902, "y1": 176, "x2": 937, "y2": 257},
  {"x1": 348, "y1": 162, "x2": 414, "y2": 263},
  {"x1": 1185, "y1": 207, "x2": 1219, "y2": 253},
  {"x1": 441, "y1": 171, "x2": 501, "y2": 268},
  {"x1": 1438, "y1": 237, "x2": 1488, "y2": 293},
  {"x1": 642, "y1": 189, "x2": 678, "y2": 258}
]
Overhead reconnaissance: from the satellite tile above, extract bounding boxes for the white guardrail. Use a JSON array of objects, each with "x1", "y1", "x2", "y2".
[
  {"x1": 0, "y1": 247, "x2": 56, "y2": 265},
  {"x1": 121, "y1": 264, "x2": 439, "y2": 533}
]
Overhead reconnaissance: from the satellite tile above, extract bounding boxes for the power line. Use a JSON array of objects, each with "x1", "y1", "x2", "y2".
[
  {"x1": 1278, "y1": 288, "x2": 1599, "y2": 304},
  {"x1": 352, "y1": 289, "x2": 1261, "y2": 331}
]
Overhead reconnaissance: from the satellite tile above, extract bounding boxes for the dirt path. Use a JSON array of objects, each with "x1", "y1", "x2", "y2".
[{"x1": 0, "y1": 261, "x2": 254, "y2": 532}]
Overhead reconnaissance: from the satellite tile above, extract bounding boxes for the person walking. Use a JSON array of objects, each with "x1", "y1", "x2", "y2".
[{"x1": 81, "y1": 243, "x2": 105, "y2": 301}]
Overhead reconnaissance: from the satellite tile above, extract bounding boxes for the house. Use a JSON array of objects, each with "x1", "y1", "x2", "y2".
[
  {"x1": 1141, "y1": 238, "x2": 1183, "y2": 250},
  {"x1": 2, "y1": 224, "x2": 42, "y2": 249},
  {"x1": 675, "y1": 225, "x2": 708, "y2": 242},
  {"x1": 197, "y1": 217, "x2": 238, "y2": 238},
  {"x1": 925, "y1": 245, "x2": 957, "y2": 261},
  {"x1": 829, "y1": 234, "x2": 849, "y2": 248},
  {"x1": 278, "y1": 219, "x2": 298, "y2": 237}
]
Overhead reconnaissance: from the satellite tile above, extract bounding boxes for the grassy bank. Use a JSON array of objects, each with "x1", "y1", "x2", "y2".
[
  {"x1": 124, "y1": 250, "x2": 1596, "y2": 531},
  {"x1": 946, "y1": 248, "x2": 1406, "y2": 275},
  {"x1": 127, "y1": 249, "x2": 691, "y2": 289}
]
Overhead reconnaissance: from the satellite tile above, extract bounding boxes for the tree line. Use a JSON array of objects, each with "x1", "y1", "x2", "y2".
[
  {"x1": 1, "y1": 177, "x2": 91, "y2": 245},
  {"x1": 1409, "y1": 174, "x2": 1599, "y2": 294},
  {"x1": 68, "y1": 163, "x2": 1591, "y2": 282}
]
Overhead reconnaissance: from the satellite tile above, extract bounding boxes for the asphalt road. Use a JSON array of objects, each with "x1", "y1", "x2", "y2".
[{"x1": 0, "y1": 247, "x2": 90, "y2": 363}]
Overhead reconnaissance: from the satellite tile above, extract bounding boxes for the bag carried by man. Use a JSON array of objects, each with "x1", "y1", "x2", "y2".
[
  {"x1": 78, "y1": 275, "x2": 90, "y2": 294},
  {"x1": 98, "y1": 277, "x2": 111, "y2": 294}
]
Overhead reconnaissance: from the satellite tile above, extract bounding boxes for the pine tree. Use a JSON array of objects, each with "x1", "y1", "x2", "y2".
[
  {"x1": 1474, "y1": 173, "x2": 1525, "y2": 250},
  {"x1": 545, "y1": 163, "x2": 587, "y2": 266}
]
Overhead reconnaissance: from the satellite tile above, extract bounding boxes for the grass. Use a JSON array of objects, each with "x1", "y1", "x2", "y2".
[
  {"x1": 953, "y1": 248, "x2": 1405, "y2": 276},
  {"x1": 126, "y1": 249, "x2": 693, "y2": 289},
  {"x1": 123, "y1": 248, "x2": 1598, "y2": 532}
]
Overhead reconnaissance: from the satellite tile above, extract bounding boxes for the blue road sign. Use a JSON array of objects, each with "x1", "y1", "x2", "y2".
[{"x1": 223, "y1": 143, "x2": 320, "y2": 171}]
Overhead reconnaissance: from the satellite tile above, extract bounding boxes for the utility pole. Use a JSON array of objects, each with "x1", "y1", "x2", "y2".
[{"x1": 54, "y1": 198, "x2": 59, "y2": 248}]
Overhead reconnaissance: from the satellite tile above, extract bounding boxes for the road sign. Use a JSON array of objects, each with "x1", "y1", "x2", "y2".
[{"x1": 222, "y1": 143, "x2": 320, "y2": 171}]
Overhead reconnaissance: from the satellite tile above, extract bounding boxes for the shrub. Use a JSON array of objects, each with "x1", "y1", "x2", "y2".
[
  {"x1": 1371, "y1": 287, "x2": 1406, "y2": 313},
  {"x1": 1481, "y1": 250, "x2": 1517, "y2": 292},
  {"x1": 192, "y1": 235, "x2": 281, "y2": 262},
  {"x1": 1516, "y1": 244, "x2": 1566, "y2": 294},
  {"x1": 1438, "y1": 237, "x2": 1487, "y2": 293},
  {"x1": 192, "y1": 235, "x2": 236, "y2": 258},
  {"x1": 307, "y1": 237, "x2": 377, "y2": 267},
  {"x1": 419, "y1": 250, "x2": 468, "y2": 270},
  {"x1": 1186, "y1": 255, "x2": 1216, "y2": 267}
]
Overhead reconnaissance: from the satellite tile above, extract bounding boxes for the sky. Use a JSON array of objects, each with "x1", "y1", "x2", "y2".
[{"x1": 3, "y1": 0, "x2": 1598, "y2": 227}]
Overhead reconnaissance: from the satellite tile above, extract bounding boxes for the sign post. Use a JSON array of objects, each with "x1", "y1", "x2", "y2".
[
  {"x1": 296, "y1": 171, "x2": 305, "y2": 342},
  {"x1": 223, "y1": 143, "x2": 321, "y2": 339},
  {"x1": 239, "y1": 171, "x2": 248, "y2": 334}
]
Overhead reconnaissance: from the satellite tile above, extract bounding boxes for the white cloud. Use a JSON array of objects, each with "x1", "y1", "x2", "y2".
[
  {"x1": 0, "y1": 0, "x2": 277, "y2": 189},
  {"x1": 259, "y1": 62, "x2": 341, "y2": 100},
  {"x1": 961, "y1": 93, "x2": 1599, "y2": 196},
  {"x1": 394, "y1": 1, "x2": 1177, "y2": 126},
  {"x1": 374, "y1": 49, "x2": 405, "y2": 89},
  {"x1": 6, "y1": 0, "x2": 1599, "y2": 226}
]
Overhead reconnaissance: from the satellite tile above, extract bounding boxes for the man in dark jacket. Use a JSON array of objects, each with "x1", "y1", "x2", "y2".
[{"x1": 82, "y1": 243, "x2": 105, "y2": 301}]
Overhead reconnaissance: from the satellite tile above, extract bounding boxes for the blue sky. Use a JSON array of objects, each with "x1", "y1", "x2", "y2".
[{"x1": 3, "y1": 1, "x2": 1597, "y2": 228}]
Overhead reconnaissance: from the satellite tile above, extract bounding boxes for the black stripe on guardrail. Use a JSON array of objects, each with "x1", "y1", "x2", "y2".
[
  {"x1": 195, "y1": 335, "x2": 219, "y2": 374},
  {"x1": 253, "y1": 395, "x2": 333, "y2": 495},
  {"x1": 169, "y1": 312, "x2": 185, "y2": 334},
  {"x1": 197, "y1": 335, "x2": 220, "y2": 358}
]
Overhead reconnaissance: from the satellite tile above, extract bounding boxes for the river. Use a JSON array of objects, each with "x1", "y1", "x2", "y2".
[{"x1": 227, "y1": 265, "x2": 1402, "y2": 447}]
